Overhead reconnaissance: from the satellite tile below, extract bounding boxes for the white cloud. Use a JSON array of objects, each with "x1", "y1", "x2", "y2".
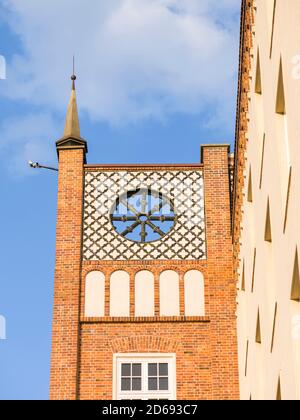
[
  {"x1": 0, "y1": 112, "x2": 58, "y2": 176},
  {"x1": 1, "y1": 0, "x2": 240, "y2": 125}
]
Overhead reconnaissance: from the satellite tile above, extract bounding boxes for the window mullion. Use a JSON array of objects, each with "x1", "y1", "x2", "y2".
[
  {"x1": 118, "y1": 361, "x2": 121, "y2": 395},
  {"x1": 142, "y1": 361, "x2": 147, "y2": 393}
]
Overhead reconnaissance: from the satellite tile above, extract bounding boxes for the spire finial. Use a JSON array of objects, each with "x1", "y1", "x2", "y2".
[{"x1": 71, "y1": 55, "x2": 76, "y2": 90}]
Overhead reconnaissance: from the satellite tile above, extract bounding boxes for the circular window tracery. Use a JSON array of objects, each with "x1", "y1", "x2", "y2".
[{"x1": 111, "y1": 189, "x2": 176, "y2": 243}]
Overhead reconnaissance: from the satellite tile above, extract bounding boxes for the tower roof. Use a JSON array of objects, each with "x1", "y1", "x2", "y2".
[
  {"x1": 56, "y1": 74, "x2": 88, "y2": 158},
  {"x1": 63, "y1": 75, "x2": 81, "y2": 139}
]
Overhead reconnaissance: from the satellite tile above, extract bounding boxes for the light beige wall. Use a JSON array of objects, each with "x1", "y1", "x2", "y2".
[
  {"x1": 85, "y1": 271, "x2": 105, "y2": 317},
  {"x1": 110, "y1": 271, "x2": 130, "y2": 317},
  {"x1": 135, "y1": 271, "x2": 155, "y2": 317},
  {"x1": 159, "y1": 270, "x2": 180, "y2": 316},
  {"x1": 84, "y1": 269, "x2": 206, "y2": 319},
  {"x1": 184, "y1": 270, "x2": 205, "y2": 316},
  {"x1": 237, "y1": 0, "x2": 300, "y2": 400}
]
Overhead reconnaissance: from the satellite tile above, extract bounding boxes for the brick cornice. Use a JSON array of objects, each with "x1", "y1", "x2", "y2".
[
  {"x1": 233, "y1": 0, "x2": 254, "y2": 277},
  {"x1": 84, "y1": 164, "x2": 203, "y2": 172},
  {"x1": 81, "y1": 316, "x2": 211, "y2": 324}
]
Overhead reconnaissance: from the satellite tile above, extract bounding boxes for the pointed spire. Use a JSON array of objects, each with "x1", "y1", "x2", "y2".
[
  {"x1": 63, "y1": 74, "x2": 81, "y2": 139},
  {"x1": 56, "y1": 70, "x2": 88, "y2": 160}
]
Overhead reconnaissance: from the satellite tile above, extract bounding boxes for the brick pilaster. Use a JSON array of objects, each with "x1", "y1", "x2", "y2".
[
  {"x1": 49, "y1": 148, "x2": 85, "y2": 400},
  {"x1": 202, "y1": 145, "x2": 240, "y2": 400}
]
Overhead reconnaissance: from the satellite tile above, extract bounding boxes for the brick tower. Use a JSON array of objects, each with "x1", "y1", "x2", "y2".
[{"x1": 50, "y1": 76, "x2": 239, "y2": 400}]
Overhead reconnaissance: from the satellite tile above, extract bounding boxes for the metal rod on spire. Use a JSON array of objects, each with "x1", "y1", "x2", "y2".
[{"x1": 71, "y1": 55, "x2": 76, "y2": 90}]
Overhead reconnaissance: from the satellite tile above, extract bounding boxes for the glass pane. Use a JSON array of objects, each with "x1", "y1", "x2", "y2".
[
  {"x1": 121, "y1": 378, "x2": 131, "y2": 391},
  {"x1": 132, "y1": 378, "x2": 142, "y2": 391},
  {"x1": 132, "y1": 364, "x2": 142, "y2": 377},
  {"x1": 148, "y1": 363, "x2": 157, "y2": 376},
  {"x1": 159, "y1": 377, "x2": 169, "y2": 391},
  {"x1": 121, "y1": 363, "x2": 131, "y2": 377},
  {"x1": 148, "y1": 377, "x2": 158, "y2": 391},
  {"x1": 159, "y1": 363, "x2": 168, "y2": 376}
]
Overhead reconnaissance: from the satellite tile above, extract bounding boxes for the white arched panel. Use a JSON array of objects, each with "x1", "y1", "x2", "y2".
[
  {"x1": 110, "y1": 271, "x2": 130, "y2": 317},
  {"x1": 85, "y1": 271, "x2": 105, "y2": 317},
  {"x1": 159, "y1": 271, "x2": 180, "y2": 316},
  {"x1": 184, "y1": 270, "x2": 205, "y2": 316},
  {"x1": 135, "y1": 271, "x2": 155, "y2": 317}
]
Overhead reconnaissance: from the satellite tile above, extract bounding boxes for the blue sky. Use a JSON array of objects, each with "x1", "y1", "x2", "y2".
[{"x1": 0, "y1": 0, "x2": 241, "y2": 400}]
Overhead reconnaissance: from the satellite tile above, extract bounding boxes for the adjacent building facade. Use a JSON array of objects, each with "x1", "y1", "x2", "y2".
[
  {"x1": 234, "y1": 0, "x2": 300, "y2": 400},
  {"x1": 49, "y1": 78, "x2": 239, "y2": 400}
]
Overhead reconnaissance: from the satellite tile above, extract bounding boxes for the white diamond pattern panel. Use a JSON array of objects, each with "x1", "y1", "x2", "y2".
[{"x1": 83, "y1": 170, "x2": 206, "y2": 261}]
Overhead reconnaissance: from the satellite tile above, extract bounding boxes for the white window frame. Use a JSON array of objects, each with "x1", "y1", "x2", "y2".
[{"x1": 113, "y1": 353, "x2": 176, "y2": 400}]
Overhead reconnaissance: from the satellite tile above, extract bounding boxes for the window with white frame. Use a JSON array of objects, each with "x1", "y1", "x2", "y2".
[{"x1": 114, "y1": 354, "x2": 176, "y2": 400}]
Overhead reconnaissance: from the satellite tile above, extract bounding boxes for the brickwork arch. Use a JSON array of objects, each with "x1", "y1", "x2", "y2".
[{"x1": 109, "y1": 336, "x2": 179, "y2": 354}]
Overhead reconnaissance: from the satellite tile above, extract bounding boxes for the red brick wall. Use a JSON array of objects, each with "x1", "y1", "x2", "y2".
[
  {"x1": 202, "y1": 146, "x2": 239, "y2": 400},
  {"x1": 50, "y1": 148, "x2": 85, "y2": 400},
  {"x1": 50, "y1": 145, "x2": 239, "y2": 400},
  {"x1": 79, "y1": 322, "x2": 212, "y2": 400}
]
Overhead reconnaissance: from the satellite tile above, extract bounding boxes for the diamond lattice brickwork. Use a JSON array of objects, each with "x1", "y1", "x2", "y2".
[{"x1": 83, "y1": 169, "x2": 206, "y2": 261}]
